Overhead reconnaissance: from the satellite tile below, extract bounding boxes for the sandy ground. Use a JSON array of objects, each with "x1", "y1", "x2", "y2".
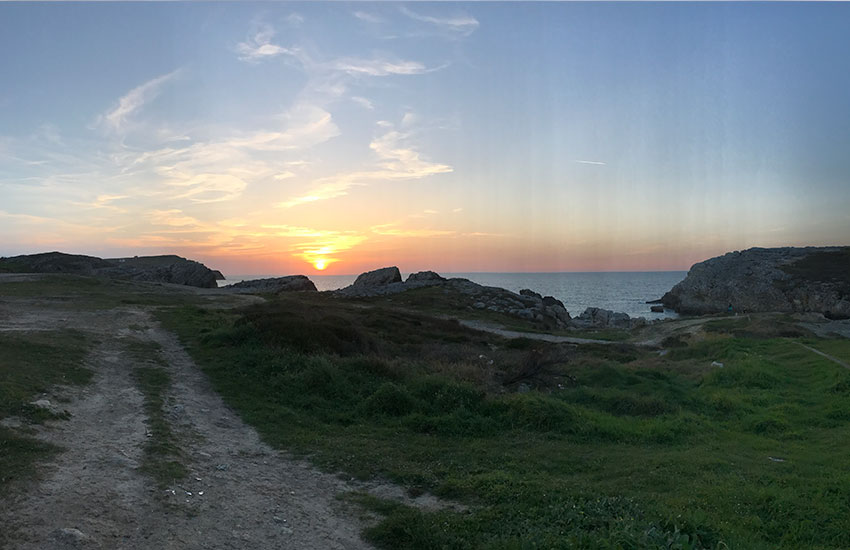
[{"x1": 0, "y1": 284, "x2": 448, "y2": 550}]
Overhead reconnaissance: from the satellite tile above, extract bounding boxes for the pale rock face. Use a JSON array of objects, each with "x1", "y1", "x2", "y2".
[{"x1": 660, "y1": 246, "x2": 850, "y2": 318}]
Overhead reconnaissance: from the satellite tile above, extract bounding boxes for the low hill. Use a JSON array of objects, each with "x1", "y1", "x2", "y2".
[{"x1": 0, "y1": 252, "x2": 221, "y2": 288}]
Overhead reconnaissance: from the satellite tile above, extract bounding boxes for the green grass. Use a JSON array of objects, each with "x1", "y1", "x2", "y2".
[
  {"x1": 156, "y1": 296, "x2": 850, "y2": 549},
  {"x1": 0, "y1": 330, "x2": 90, "y2": 488},
  {"x1": 127, "y1": 339, "x2": 188, "y2": 487}
]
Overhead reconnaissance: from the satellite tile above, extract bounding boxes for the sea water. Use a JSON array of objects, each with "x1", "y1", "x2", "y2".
[{"x1": 220, "y1": 271, "x2": 686, "y2": 320}]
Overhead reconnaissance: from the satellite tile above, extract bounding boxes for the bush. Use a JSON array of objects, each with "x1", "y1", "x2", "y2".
[{"x1": 362, "y1": 383, "x2": 419, "y2": 417}]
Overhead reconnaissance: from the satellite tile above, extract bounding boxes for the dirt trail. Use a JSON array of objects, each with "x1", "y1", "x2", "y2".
[
  {"x1": 796, "y1": 343, "x2": 850, "y2": 370},
  {"x1": 0, "y1": 296, "x2": 380, "y2": 549},
  {"x1": 459, "y1": 316, "x2": 738, "y2": 347}
]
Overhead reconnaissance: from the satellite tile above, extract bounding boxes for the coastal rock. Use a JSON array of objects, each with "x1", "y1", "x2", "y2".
[
  {"x1": 0, "y1": 252, "x2": 222, "y2": 288},
  {"x1": 352, "y1": 266, "x2": 402, "y2": 287},
  {"x1": 659, "y1": 246, "x2": 850, "y2": 317},
  {"x1": 519, "y1": 289, "x2": 543, "y2": 300},
  {"x1": 225, "y1": 276, "x2": 317, "y2": 294},
  {"x1": 103, "y1": 255, "x2": 220, "y2": 288},
  {"x1": 334, "y1": 269, "x2": 572, "y2": 328},
  {"x1": 650, "y1": 305, "x2": 664, "y2": 313},
  {"x1": 572, "y1": 307, "x2": 635, "y2": 329},
  {"x1": 406, "y1": 271, "x2": 445, "y2": 283}
]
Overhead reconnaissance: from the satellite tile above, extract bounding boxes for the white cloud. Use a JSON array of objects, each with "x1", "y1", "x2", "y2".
[
  {"x1": 351, "y1": 96, "x2": 375, "y2": 110},
  {"x1": 236, "y1": 25, "x2": 291, "y2": 63},
  {"x1": 353, "y1": 11, "x2": 384, "y2": 24},
  {"x1": 401, "y1": 112, "x2": 418, "y2": 127},
  {"x1": 286, "y1": 13, "x2": 304, "y2": 26},
  {"x1": 400, "y1": 7, "x2": 479, "y2": 37},
  {"x1": 573, "y1": 159, "x2": 607, "y2": 166},
  {"x1": 331, "y1": 57, "x2": 427, "y2": 77},
  {"x1": 101, "y1": 70, "x2": 180, "y2": 131}
]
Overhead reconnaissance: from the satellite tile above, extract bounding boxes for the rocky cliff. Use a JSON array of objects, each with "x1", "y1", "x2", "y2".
[
  {"x1": 660, "y1": 247, "x2": 850, "y2": 318},
  {"x1": 0, "y1": 252, "x2": 222, "y2": 288}
]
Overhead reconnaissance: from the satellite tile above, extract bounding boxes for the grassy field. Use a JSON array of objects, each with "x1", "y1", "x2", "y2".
[
  {"x1": 0, "y1": 330, "x2": 90, "y2": 488},
  {"x1": 157, "y1": 293, "x2": 850, "y2": 550}
]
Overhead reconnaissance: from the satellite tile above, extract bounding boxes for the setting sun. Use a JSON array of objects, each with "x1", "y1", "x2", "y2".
[{"x1": 313, "y1": 259, "x2": 327, "y2": 271}]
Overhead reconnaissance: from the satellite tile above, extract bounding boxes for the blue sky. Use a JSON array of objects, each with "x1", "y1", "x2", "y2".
[{"x1": 1, "y1": 2, "x2": 848, "y2": 274}]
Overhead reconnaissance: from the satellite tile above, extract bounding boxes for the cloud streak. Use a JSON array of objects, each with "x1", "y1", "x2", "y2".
[
  {"x1": 236, "y1": 25, "x2": 291, "y2": 63},
  {"x1": 573, "y1": 159, "x2": 607, "y2": 166},
  {"x1": 101, "y1": 70, "x2": 180, "y2": 131},
  {"x1": 400, "y1": 7, "x2": 480, "y2": 37},
  {"x1": 277, "y1": 128, "x2": 452, "y2": 209}
]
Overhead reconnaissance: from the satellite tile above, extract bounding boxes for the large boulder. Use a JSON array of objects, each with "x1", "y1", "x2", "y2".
[
  {"x1": 225, "y1": 276, "x2": 317, "y2": 294},
  {"x1": 352, "y1": 266, "x2": 402, "y2": 287},
  {"x1": 660, "y1": 247, "x2": 850, "y2": 317}
]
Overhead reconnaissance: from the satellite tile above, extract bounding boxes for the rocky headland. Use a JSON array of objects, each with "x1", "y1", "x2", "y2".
[
  {"x1": 660, "y1": 246, "x2": 850, "y2": 318},
  {"x1": 0, "y1": 252, "x2": 222, "y2": 288}
]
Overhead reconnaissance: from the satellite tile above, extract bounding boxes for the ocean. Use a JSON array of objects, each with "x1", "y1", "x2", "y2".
[{"x1": 220, "y1": 271, "x2": 687, "y2": 320}]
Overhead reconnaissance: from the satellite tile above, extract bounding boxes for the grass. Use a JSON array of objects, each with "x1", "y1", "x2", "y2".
[
  {"x1": 157, "y1": 295, "x2": 850, "y2": 549},
  {"x1": 0, "y1": 330, "x2": 90, "y2": 488},
  {"x1": 126, "y1": 339, "x2": 188, "y2": 487}
]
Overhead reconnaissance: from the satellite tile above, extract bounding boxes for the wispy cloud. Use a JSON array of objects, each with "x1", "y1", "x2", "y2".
[
  {"x1": 236, "y1": 25, "x2": 291, "y2": 63},
  {"x1": 351, "y1": 96, "x2": 375, "y2": 110},
  {"x1": 331, "y1": 57, "x2": 428, "y2": 77},
  {"x1": 277, "y1": 128, "x2": 452, "y2": 209},
  {"x1": 353, "y1": 11, "x2": 384, "y2": 24},
  {"x1": 100, "y1": 70, "x2": 180, "y2": 131},
  {"x1": 573, "y1": 159, "x2": 607, "y2": 166},
  {"x1": 400, "y1": 7, "x2": 480, "y2": 37},
  {"x1": 286, "y1": 13, "x2": 304, "y2": 26}
]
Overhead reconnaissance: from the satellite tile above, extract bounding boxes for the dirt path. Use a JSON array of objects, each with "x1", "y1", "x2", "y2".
[
  {"x1": 796, "y1": 343, "x2": 850, "y2": 370},
  {"x1": 459, "y1": 316, "x2": 738, "y2": 347},
  {"x1": 0, "y1": 297, "x2": 380, "y2": 549}
]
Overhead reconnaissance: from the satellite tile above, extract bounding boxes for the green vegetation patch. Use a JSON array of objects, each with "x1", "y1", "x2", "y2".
[
  {"x1": 129, "y1": 340, "x2": 187, "y2": 487},
  {"x1": 158, "y1": 296, "x2": 850, "y2": 549},
  {"x1": 0, "y1": 329, "x2": 90, "y2": 488}
]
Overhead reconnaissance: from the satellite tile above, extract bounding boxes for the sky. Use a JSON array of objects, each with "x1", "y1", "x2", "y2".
[{"x1": 1, "y1": 2, "x2": 849, "y2": 276}]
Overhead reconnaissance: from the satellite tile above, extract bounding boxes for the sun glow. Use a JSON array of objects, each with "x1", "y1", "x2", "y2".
[{"x1": 313, "y1": 258, "x2": 328, "y2": 270}]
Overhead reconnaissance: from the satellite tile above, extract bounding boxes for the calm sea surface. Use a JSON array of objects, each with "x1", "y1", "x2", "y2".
[{"x1": 220, "y1": 271, "x2": 686, "y2": 320}]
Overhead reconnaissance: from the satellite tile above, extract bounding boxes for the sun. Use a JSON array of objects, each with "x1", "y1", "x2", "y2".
[{"x1": 313, "y1": 259, "x2": 328, "y2": 271}]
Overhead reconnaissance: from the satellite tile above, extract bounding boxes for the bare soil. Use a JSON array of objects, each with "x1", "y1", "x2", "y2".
[{"x1": 0, "y1": 283, "x2": 443, "y2": 550}]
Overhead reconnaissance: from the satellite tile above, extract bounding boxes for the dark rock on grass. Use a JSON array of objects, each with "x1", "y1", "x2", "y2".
[
  {"x1": 224, "y1": 275, "x2": 317, "y2": 294},
  {"x1": 0, "y1": 251, "x2": 223, "y2": 288},
  {"x1": 660, "y1": 246, "x2": 850, "y2": 316},
  {"x1": 103, "y1": 255, "x2": 220, "y2": 288},
  {"x1": 406, "y1": 271, "x2": 445, "y2": 283},
  {"x1": 336, "y1": 267, "x2": 572, "y2": 328},
  {"x1": 352, "y1": 266, "x2": 402, "y2": 287}
]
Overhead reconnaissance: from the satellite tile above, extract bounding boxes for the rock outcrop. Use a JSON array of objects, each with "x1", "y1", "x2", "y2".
[
  {"x1": 0, "y1": 252, "x2": 222, "y2": 288},
  {"x1": 352, "y1": 266, "x2": 402, "y2": 287},
  {"x1": 224, "y1": 276, "x2": 317, "y2": 294},
  {"x1": 572, "y1": 307, "x2": 645, "y2": 329},
  {"x1": 335, "y1": 267, "x2": 572, "y2": 328},
  {"x1": 660, "y1": 247, "x2": 850, "y2": 318}
]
